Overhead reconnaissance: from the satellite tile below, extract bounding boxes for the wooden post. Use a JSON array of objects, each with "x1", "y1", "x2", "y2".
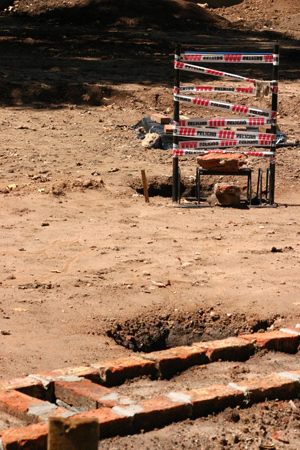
[
  {"x1": 47, "y1": 417, "x2": 99, "y2": 450},
  {"x1": 141, "y1": 169, "x2": 149, "y2": 203}
]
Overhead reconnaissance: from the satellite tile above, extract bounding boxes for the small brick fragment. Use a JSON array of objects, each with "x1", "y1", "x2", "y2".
[
  {"x1": 193, "y1": 337, "x2": 255, "y2": 362},
  {"x1": 272, "y1": 430, "x2": 290, "y2": 443},
  {"x1": 0, "y1": 422, "x2": 48, "y2": 450},
  {"x1": 143, "y1": 346, "x2": 208, "y2": 378},
  {"x1": 185, "y1": 385, "x2": 244, "y2": 417},
  {"x1": 239, "y1": 330, "x2": 299, "y2": 353},
  {"x1": 91, "y1": 357, "x2": 156, "y2": 387}
]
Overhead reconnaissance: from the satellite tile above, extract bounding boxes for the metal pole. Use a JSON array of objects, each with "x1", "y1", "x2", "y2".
[
  {"x1": 269, "y1": 43, "x2": 279, "y2": 204},
  {"x1": 172, "y1": 43, "x2": 181, "y2": 202}
]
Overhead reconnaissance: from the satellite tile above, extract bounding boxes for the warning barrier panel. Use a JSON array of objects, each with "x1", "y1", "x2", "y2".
[
  {"x1": 180, "y1": 53, "x2": 274, "y2": 63},
  {"x1": 173, "y1": 148, "x2": 275, "y2": 157},
  {"x1": 176, "y1": 85, "x2": 278, "y2": 95},
  {"x1": 174, "y1": 94, "x2": 277, "y2": 119},
  {"x1": 178, "y1": 86, "x2": 256, "y2": 94},
  {"x1": 174, "y1": 61, "x2": 256, "y2": 83},
  {"x1": 177, "y1": 139, "x2": 274, "y2": 150},
  {"x1": 178, "y1": 117, "x2": 274, "y2": 127},
  {"x1": 174, "y1": 126, "x2": 275, "y2": 141}
]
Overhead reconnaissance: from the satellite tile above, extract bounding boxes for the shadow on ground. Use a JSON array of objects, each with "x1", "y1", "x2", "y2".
[{"x1": 0, "y1": 0, "x2": 300, "y2": 106}]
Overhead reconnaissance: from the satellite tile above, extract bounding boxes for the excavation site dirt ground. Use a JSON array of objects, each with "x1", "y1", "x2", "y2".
[{"x1": 0, "y1": 0, "x2": 300, "y2": 448}]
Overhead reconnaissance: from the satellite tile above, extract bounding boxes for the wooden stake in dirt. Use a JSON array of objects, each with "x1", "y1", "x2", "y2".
[
  {"x1": 141, "y1": 169, "x2": 149, "y2": 203},
  {"x1": 47, "y1": 417, "x2": 99, "y2": 450}
]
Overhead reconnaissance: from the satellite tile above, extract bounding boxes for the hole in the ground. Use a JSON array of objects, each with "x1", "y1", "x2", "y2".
[
  {"x1": 130, "y1": 175, "x2": 249, "y2": 200},
  {"x1": 130, "y1": 175, "x2": 214, "y2": 199},
  {"x1": 105, "y1": 307, "x2": 279, "y2": 353}
]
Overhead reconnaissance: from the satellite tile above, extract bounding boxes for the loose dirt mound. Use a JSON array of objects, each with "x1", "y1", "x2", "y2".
[{"x1": 1, "y1": 0, "x2": 228, "y2": 30}]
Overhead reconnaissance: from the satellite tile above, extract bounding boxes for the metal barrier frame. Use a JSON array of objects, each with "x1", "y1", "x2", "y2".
[{"x1": 172, "y1": 43, "x2": 279, "y2": 207}]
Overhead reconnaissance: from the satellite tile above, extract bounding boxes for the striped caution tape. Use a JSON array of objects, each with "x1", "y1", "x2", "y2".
[
  {"x1": 174, "y1": 94, "x2": 277, "y2": 119},
  {"x1": 174, "y1": 60, "x2": 256, "y2": 83},
  {"x1": 177, "y1": 117, "x2": 274, "y2": 127},
  {"x1": 177, "y1": 139, "x2": 274, "y2": 150},
  {"x1": 179, "y1": 53, "x2": 274, "y2": 64},
  {"x1": 173, "y1": 148, "x2": 275, "y2": 157},
  {"x1": 175, "y1": 84, "x2": 278, "y2": 95},
  {"x1": 174, "y1": 126, "x2": 275, "y2": 141},
  {"x1": 178, "y1": 86, "x2": 256, "y2": 94}
]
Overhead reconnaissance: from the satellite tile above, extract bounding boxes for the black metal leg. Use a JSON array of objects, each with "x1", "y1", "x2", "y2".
[{"x1": 178, "y1": 167, "x2": 181, "y2": 205}]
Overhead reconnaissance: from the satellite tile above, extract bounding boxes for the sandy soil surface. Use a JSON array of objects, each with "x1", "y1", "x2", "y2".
[{"x1": 1, "y1": 0, "x2": 300, "y2": 447}]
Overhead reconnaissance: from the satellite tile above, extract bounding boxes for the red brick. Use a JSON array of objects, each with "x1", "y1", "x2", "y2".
[
  {"x1": 132, "y1": 394, "x2": 192, "y2": 431},
  {"x1": 91, "y1": 357, "x2": 156, "y2": 387},
  {"x1": 193, "y1": 337, "x2": 254, "y2": 362},
  {"x1": 164, "y1": 124, "x2": 174, "y2": 134},
  {"x1": 32, "y1": 366, "x2": 100, "y2": 384},
  {"x1": 150, "y1": 113, "x2": 170, "y2": 124},
  {"x1": 143, "y1": 346, "x2": 208, "y2": 378},
  {"x1": 0, "y1": 377, "x2": 44, "y2": 399},
  {"x1": 0, "y1": 422, "x2": 48, "y2": 450},
  {"x1": 54, "y1": 378, "x2": 130, "y2": 410},
  {"x1": 0, "y1": 390, "x2": 69, "y2": 423},
  {"x1": 185, "y1": 385, "x2": 244, "y2": 417},
  {"x1": 72, "y1": 407, "x2": 132, "y2": 438},
  {"x1": 229, "y1": 373, "x2": 300, "y2": 403},
  {"x1": 0, "y1": 390, "x2": 44, "y2": 422},
  {"x1": 197, "y1": 153, "x2": 246, "y2": 172},
  {"x1": 239, "y1": 330, "x2": 299, "y2": 353}
]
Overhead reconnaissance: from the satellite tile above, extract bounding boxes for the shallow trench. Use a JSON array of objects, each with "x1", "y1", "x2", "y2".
[{"x1": 105, "y1": 308, "x2": 278, "y2": 353}]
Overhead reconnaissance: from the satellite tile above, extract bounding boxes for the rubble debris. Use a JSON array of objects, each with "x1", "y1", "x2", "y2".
[
  {"x1": 141, "y1": 133, "x2": 161, "y2": 149},
  {"x1": 214, "y1": 183, "x2": 241, "y2": 206}
]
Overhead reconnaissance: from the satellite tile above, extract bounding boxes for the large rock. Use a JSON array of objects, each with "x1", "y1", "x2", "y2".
[
  {"x1": 214, "y1": 183, "x2": 241, "y2": 206},
  {"x1": 197, "y1": 153, "x2": 246, "y2": 172},
  {"x1": 142, "y1": 132, "x2": 161, "y2": 149}
]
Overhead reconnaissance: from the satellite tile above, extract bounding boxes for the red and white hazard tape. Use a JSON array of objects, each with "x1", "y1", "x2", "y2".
[
  {"x1": 174, "y1": 126, "x2": 275, "y2": 141},
  {"x1": 174, "y1": 84, "x2": 278, "y2": 95},
  {"x1": 174, "y1": 61, "x2": 256, "y2": 83},
  {"x1": 177, "y1": 139, "x2": 274, "y2": 150},
  {"x1": 173, "y1": 148, "x2": 275, "y2": 157},
  {"x1": 174, "y1": 94, "x2": 276, "y2": 119},
  {"x1": 177, "y1": 117, "x2": 274, "y2": 127},
  {"x1": 178, "y1": 86, "x2": 256, "y2": 94},
  {"x1": 179, "y1": 53, "x2": 275, "y2": 64}
]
